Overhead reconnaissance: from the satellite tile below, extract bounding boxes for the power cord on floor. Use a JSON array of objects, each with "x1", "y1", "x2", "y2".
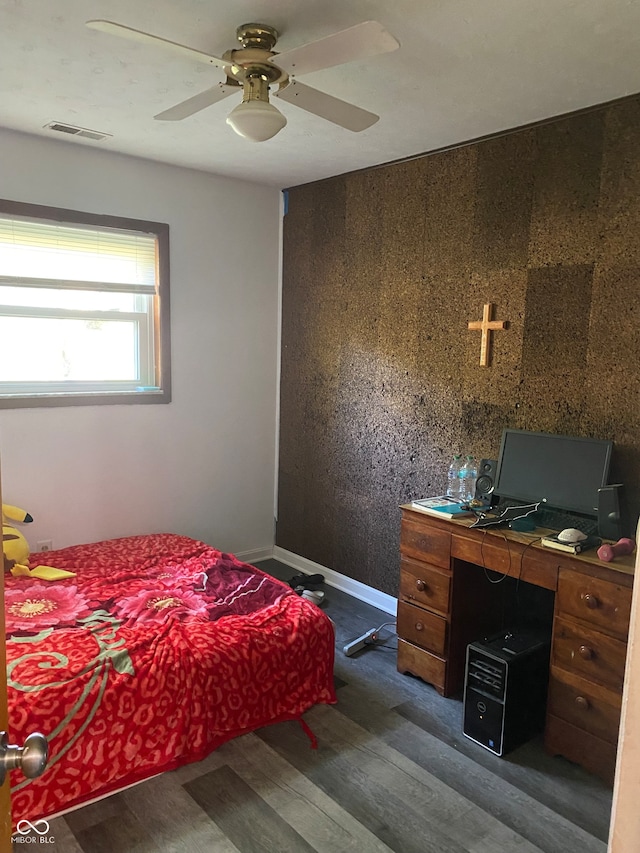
[{"x1": 343, "y1": 621, "x2": 397, "y2": 656}]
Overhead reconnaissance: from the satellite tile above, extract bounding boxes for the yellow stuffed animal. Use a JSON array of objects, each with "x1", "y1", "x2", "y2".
[
  {"x1": 2, "y1": 504, "x2": 75, "y2": 581},
  {"x1": 2, "y1": 504, "x2": 33, "y2": 573}
]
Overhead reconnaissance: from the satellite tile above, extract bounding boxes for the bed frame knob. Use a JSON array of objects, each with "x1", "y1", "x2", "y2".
[{"x1": 0, "y1": 731, "x2": 48, "y2": 785}]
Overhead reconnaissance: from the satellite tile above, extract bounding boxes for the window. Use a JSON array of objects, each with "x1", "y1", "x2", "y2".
[{"x1": 0, "y1": 200, "x2": 171, "y2": 408}]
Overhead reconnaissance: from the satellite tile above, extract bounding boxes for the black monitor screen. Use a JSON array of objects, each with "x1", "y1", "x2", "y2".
[{"x1": 495, "y1": 429, "x2": 613, "y2": 516}]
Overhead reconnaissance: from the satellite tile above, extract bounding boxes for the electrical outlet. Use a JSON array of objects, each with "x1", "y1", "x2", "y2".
[{"x1": 36, "y1": 540, "x2": 53, "y2": 552}]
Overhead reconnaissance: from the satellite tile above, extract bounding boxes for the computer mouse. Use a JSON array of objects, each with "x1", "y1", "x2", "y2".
[{"x1": 557, "y1": 527, "x2": 588, "y2": 543}]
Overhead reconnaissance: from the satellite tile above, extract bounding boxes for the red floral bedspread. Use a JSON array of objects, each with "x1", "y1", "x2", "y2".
[{"x1": 5, "y1": 534, "x2": 336, "y2": 825}]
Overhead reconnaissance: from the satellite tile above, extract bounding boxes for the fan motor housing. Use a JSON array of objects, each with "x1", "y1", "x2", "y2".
[
  {"x1": 236, "y1": 23, "x2": 278, "y2": 51},
  {"x1": 224, "y1": 47, "x2": 287, "y2": 85},
  {"x1": 225, "y1": 24, "x2": 287, "y2": 85}
]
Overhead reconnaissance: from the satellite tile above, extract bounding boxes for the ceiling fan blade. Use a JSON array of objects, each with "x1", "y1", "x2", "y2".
[
  {"x1": 271, "y1": 20, "x2": 399, "y2": 77},
  {"x1": 154, "y1": 84, "x2": 238, "y2": 121},
  {"x1": 86, "y1": 20, "x2": 230, "y2": 71},
  {"x1": 274, "y1": 81, "x2": 378, "y2": 132}
]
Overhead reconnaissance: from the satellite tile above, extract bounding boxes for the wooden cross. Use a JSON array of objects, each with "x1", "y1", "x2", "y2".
[{"x1": 468, "y1": 303, "x2": 508, "y2": 367}]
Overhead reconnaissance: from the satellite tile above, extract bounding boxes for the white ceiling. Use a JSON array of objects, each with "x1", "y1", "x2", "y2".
[{"x1": 2, "y1": 0, "x2": 640, "y2": 189}]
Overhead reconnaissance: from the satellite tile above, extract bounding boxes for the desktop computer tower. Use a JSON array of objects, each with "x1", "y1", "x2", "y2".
[{"x1": 463, "y1": 630, "x2": 550, "y2": 756}]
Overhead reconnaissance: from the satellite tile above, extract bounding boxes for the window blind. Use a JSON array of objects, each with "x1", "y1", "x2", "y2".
[{"x1": 0, "y1": 216, "x2": 157, "y2": 292}]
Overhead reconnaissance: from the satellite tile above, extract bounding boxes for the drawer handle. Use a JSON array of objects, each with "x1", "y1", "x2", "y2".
[
  {"x1": 575, "y1": 695, "x2": 590, "y2": 711},
  {"x1": 579, "y1": 645, "x2": 593, "y2": 660},
  {"x1": 415, "y1": 579, "x2": 427, "y2": 592},
  {"x1": 582, "y1": 593, "x2": 600, "y2": 610},
  {"x1": 415, "y1": 621, "x2": 424, "y2": 631}
]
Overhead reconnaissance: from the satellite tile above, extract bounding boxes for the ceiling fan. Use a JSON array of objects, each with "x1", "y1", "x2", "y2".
[{"x1": 85, "y1": 19, "x2": 399, "y2": 142}]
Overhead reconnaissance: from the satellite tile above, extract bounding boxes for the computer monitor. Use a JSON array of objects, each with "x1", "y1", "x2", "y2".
[{"x1": 494, "y1": 429, "x2": 613, "y2": 517}]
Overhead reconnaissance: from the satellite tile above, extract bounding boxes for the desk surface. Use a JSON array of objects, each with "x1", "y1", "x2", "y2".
[{"x1": 401, "y1": 504, "x2": 636, "y2": 579}]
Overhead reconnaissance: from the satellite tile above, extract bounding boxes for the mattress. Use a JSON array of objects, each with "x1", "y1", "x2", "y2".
[{"x1": 5, "y1": 533, "x2": 336, "y2": 824}]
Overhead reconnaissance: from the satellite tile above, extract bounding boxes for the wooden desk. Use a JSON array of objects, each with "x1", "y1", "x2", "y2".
[{"x1": 397, "y1": 505, "x2": 635, "y2": 785}]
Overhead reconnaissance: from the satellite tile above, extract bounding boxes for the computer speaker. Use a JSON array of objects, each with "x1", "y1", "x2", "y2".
[
  {"x1": 598, "y1": 484, "x2": 625, "y2": 541},
  {"x1": 475, "y1": 459, "x2": 497, "y2": 502}
]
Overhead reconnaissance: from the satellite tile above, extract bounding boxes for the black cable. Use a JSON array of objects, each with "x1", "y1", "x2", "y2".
[
  {"x1": 480, "y1": 530, "x2": 542, "y2": 585},
  {"x1": 479, "y1": 531, "x2": 543, "y2": 632},
  {"x1": 512, "y1": 536, "x2": 542, "y2": 630},
  {"x1": 481, "y1": 529, "x2": 512, "y2": 584}
]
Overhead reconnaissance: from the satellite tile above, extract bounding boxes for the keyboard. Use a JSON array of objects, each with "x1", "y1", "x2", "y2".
[
  {"x1": 533, "y1": 507, "x2": 598, "y2": 536},
  {"x1": 491, "y1": 500, "x2": 599, "y2": 536}
]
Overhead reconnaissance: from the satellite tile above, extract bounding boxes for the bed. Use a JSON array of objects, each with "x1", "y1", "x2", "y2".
[{"x1": 4, "y1": 533, "x2": 336, "y2": 825}]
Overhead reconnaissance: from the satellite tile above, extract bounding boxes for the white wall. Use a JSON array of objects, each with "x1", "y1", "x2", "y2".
[{"x1": 0, "y1": 128, "x2": 281, "y2": 555}]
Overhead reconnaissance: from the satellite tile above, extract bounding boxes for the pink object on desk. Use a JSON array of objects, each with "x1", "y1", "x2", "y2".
[{"x1": 597, "y1": 538, "x2": 636, "y2": 562}]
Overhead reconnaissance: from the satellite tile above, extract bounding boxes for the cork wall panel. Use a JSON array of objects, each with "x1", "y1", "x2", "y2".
[
  {"x1": 528, "y1": 112, "x2": 604, "y2": 267},
  {"x1": 420, "y1": 145, "x2": 477, "y2": 277},
  {"x1": 473, "y1": 131, "x2": 537, "y2": 272},
  {"x1": 518, "y1": 264, "x2": 594, "y2": 435},
  {"x1": 582, "y1": 263, "x2": 640, "y2": 490},
  {"x1": 599, "y1": 99, "x2": 640, "y2": 266},
  {"x1": 278, "y1": 96, "x2": 640, "y2": 597}
]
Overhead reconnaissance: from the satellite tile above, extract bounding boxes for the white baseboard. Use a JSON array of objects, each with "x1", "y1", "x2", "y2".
[
  {"x1": 235, "y1": 546, "x2": 274, "y2": 564},
  {"x1": 270, "y1": 546, "x2": 397, "y2": 616}
]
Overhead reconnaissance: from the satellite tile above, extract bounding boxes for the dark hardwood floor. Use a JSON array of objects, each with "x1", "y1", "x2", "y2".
[{"x1": 34, "y1": 559, "x2": 611, "y2": 853}]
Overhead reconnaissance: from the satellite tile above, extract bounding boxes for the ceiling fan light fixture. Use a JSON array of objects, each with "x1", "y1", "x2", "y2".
[
  {"x1": 226, "y1": 99, "x2": 287, "y2": 141},
  {"x1": 226, "y1": 75, "x2": 286, "y2": 142}
]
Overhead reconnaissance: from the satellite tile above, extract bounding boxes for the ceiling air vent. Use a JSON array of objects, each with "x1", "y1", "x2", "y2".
[{"x1": 44, "y1": 122, "x2": 112, "y2": 142}]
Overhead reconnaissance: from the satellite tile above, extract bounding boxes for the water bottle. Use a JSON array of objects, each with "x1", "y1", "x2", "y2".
[
  {"x1": 469, "y1": 457, "x2": 479, "y2": 502},
  {"x1": 460, "y1": 455, "x2": 478, "y2": 503},
  {"x1": 447, "y1": 455, "x2": 462, "y2": 502}
]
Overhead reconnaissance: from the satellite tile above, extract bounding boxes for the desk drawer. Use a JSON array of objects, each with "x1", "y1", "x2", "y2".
[
  {"x1": 400, "y1": 517, "x2": 451, "y2": 569},
  {"x1": 399, "y1": 557, "x2": 451, "y2": 614},
  {"x1": 547, "y1": 668, "x2": 622, "y2": 745},
  {"x1": 557, "y1": 570, "x2": 632, "y2": 638},
  {"x1": 552, "y1": 617, "x2": 628, "y2": 692},
  {"x1": 397, "y1": 601, "x2": 447, "y2": 656},
  {"x1": 545, "y1": 715, "x2": 617, "y2": 787},
  {"x1": 451, "y1": 534, "x2": 512, "y2": 576},
  {"x1": 397, "y1": 638, "x2": 446, "y2": 693},
  {"x1": 452, "y1": 534, "x2": 558, "y2": 590}
]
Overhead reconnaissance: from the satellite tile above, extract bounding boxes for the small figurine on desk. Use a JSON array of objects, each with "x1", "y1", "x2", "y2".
[{"x1": 597, "y1": 538, "x2": 636, "y2": 563}]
